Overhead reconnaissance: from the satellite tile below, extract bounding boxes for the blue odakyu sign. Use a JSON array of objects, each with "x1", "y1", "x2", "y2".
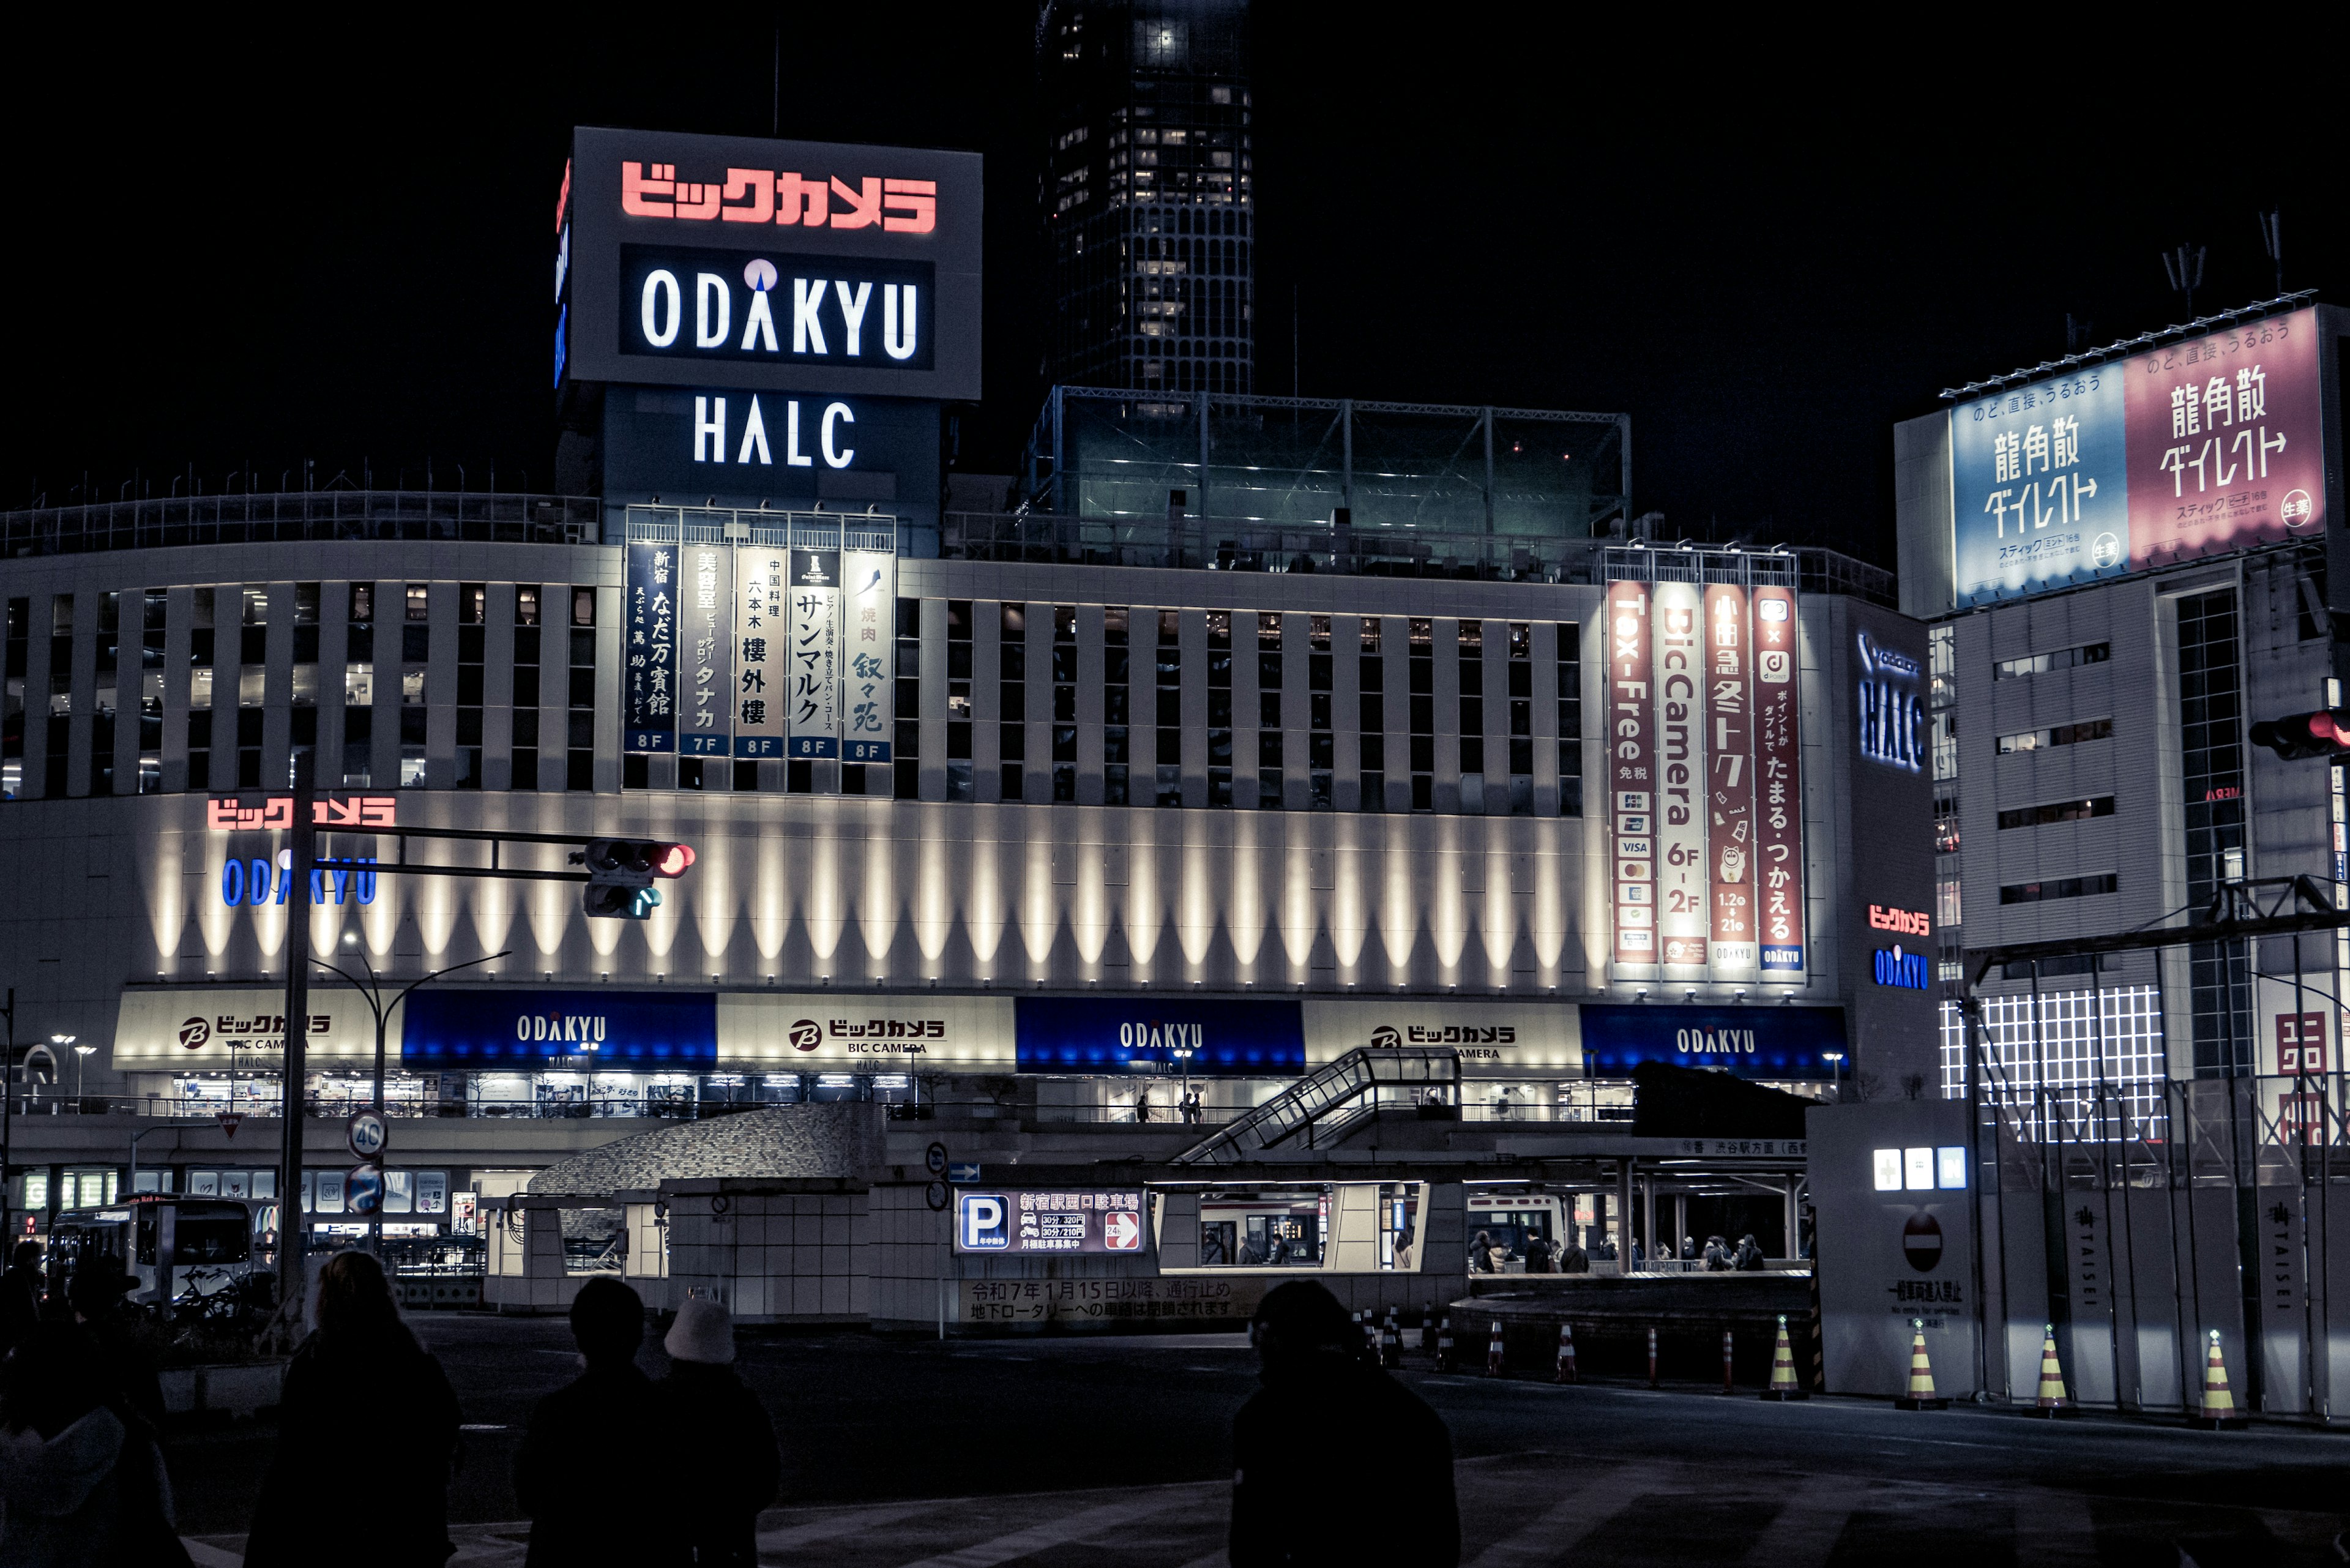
[
  {"x1": 1579, "y1": 1003, "x2": 1845, "y2": 1081},
  {"x1": 1013, "y1": 997, "x2": 1305, "y2": 1078},
  {"x1": 400, "y1": 989, "x2": 717, "y2": 1069}
]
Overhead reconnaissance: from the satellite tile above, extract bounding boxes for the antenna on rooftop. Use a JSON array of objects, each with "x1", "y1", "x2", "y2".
[
  {"x1": 2161, "y1": 244, "x2": 2206, "y2": 318},
  {"x1": 2256, "y1": 210, "x2": 2282, "y2": 295}
]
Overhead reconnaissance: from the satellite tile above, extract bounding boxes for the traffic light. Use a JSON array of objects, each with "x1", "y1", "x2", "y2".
[
  {"x1": 576, "y1": 838, "x2": 696, "y2": 919},
  {"x1": 2249, "y1": 711, "x2": 2350, "y2": 761}
]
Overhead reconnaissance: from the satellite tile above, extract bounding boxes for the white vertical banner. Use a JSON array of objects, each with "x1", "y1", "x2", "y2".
[
  {"x1": 1651, "y1": 579, "x2": 1707, "y2": 975},
  {"x1": 733, "y1": 547, "x2": 787, "y2": 759},
  {"x1": 841, "y1": 546, "x2": 896, "y2": 763},
  {"x1": 681, "y1": 543, "x2": 732, "y2": 756},
  {"x1": 787, "y1": 546, "x2": 840, "y2": 759}
]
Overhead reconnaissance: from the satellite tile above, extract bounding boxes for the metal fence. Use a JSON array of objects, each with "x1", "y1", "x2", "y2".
[{"x1": 0, "y1": 490, "x2": 600, "y2": 557}]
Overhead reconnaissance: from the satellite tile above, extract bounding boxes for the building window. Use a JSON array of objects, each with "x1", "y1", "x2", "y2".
[
  {"x1": 1993, "y1": 641, "x2": 2110, "y2": 681},
  {"x1": 1457, "y1": 620, "x2": 1485, "y2": 812},
  {"x1": 1209, "y1": 610, "x2": 1236, "y2": 807},
  {"x1": 1358, "y1": 617, "x2": 1384, "y2": 813},
  {"x1": 510, "y1": 586, "x2": 539, "y2": 791},
  {"x1": 2177, "y1": 589, "x2": 2250, "y2": 1075},
  {"x1": 946, "y1": 600, "x2": 972, "y2": 766},
  {"x1": 1997, "y1": 873, "x2": 2118, "y2": 905},
  {"x1": 1104, "y1": 605, "x2": 1130, "y2": 805},
  {"x1": 454, "y1": 583, "x2": 484, "y2": 790},
  {"x1": 4, "y1": 596, "x2": 28, "y2": 800},
  {"x1": 1408, "y1": 617, "x2": 1433, "y2": 811},
  {"x1": 567, "y1": 589, "x2": 595, "y2": 790},
  {"x1": 999, "y1": 601, "x2": 1026, "y2": 803},
  {"x1": 187, "y1": 589, "x2": 214, "y2": 791},
  {"x1": 1556, "y1": 621, "x2": 1581, "y2": 816},
  {"x1": 1994, "y1": 719, "x2": 2112, "y2": 753},
  {"x1": 1157, "y1": 609, "x2": 1182, "y2": 801},
  {"x1": 1051, "y1": 605, "x2": 1076, "y2": 802},
  {"x1": 1996, "y1": 796, "x2": 2116, "y2": 831},
  {"x1": 895, "y1": 597, "x2": 920, "y2": 801}
]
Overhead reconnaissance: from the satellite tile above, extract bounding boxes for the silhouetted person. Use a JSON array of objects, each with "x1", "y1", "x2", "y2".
[
  {"x1": 0, "y1": 1242, "x2": 42, "y2": 1358},
  {"x1": 1231, "y1": 1281, "x2": 1458, "y2": 1567},
  {"x1": 1704, "y1": 1236, "x2": 1731, "y2": 1271},
  {"x1": 516, "y1": 1277, "x2": 686, "y2": 1567},
  {"x1": 66, "y1": 1261, "x2": 164, "y2": 1435},
  {"x1": 1557, "y1": 1237, "x2": 1590, "y2": 1274},
  {"x1": 0, "y1": 1321, "x2": 189, "y2": 1566},
  {"x1": 658, "y1": 1298, "x2": 780, "y2": 1566},
  {"x1": 245, "y1": 1252, "x2": 460, "y2": 1567},
  {"x1": 1734, "y1": 1233, "x2": 1766, "y2": 1272},
  {"x1": 1465, "y1": 1230, "x2": 1495, "y2": 1274},
  {"x1": 1522, "y1": 1234, "x2": 1553, "y2": 1274}
]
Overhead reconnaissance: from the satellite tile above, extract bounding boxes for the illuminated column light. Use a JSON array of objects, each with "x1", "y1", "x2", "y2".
[
  {"x1": 1331, "y1": 826, "x2": 1367, "y2": 975},
  {"x1": 805, "y1": 818, "x2": 843, "y2": 967},
  {"x1": 148, "y1": 836, "x2": 184, "y2": 969},
  {"x1": 857, "y1": 818, "x2": 895, "y2": 971},
  {"x1": 914, "y1": 812, "x2": 950, "y2": 963},
  {"x1": 1431, "y1": 819, "x2": 1468, "y2": 978},
  {"x1": 699, "y1": 828, "x2": 740, "y2": 969},
  {"x1": 1380, "y1": 818, "x2": 1417, "y2": 980},
  {"x1": 964, "y1": 819, "x2": 1003, "y2": 970},
  {"x1": 753, "y1": 824, "x2": 790, "y2": 963},
  {"x1": 1485, "y1": 838, "x2": 1515, "y2": 987},
  {"x1": 1021, "y1": 832, "x2": 1054, "y2": 969},
  {"x1": 1126, "y1": 819, "x2": 1160, "y2": 971},
  {"x1": 1177, "y1": 821, "x2": 1214, "y2": 972},
  {"x1": 1278, "y1": 835, "x2": 1313, "y2": 974},
  {"x1": 1074, "y1": 835, "x2": 1107, "y2": 967},
  {"x1": 1531, "y1": 819, "x2": 1566, "y2": 980},
  {"x1": 1227, "y1": 816, "x2": 1267, "y2": 972}
]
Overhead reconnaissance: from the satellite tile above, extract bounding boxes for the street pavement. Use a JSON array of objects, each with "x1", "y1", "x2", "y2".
[{"x1": 168, "y1": 1316, "x2": 2350, "y2": 1564}]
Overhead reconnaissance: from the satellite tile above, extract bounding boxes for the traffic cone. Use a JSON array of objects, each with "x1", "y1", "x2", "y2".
[
  {"x1": 1435, "y1": 1316, "x2": 1455, "y2": 1373},
  {"x1": 1485, "y1": 1320, "x2": 1506, "y2": 1376},
  {"x1": 1554, "y1": 1321, "x2": 1578, "y2": 1384},
  {"x1": 1761, "y1": 1313, "x2": 1808, "y2": 1400},
  {"x1": 1421, "y1": 1307, "x2": 1437, "y2": 1357},
  {"x1": 1894, "y1": 1320, "x2": 1947, "y2": 1410},
  {"x1": 1718, "y1": 1328, "x2": 1736, "y2": 1395},
  {"x1": 2188, "y1": 1329, "x2": 2248, "y2": 1430},
  {"x1": 1646, "y1": 1325, "x2": 1659, "y2": 1389},
  {"x1": 2030, "y1": 1324, "x2": 2078, "y2": 1418},
  {"x1": 1381, "y1": 1310, "x2": 1401, "y2": 1370}
]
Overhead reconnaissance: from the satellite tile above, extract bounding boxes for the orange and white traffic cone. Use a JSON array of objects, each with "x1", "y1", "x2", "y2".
[
  {"x1": 1434, "y1": 1317, "x2": 1456, "y2": 1373},
  {"x1": 1718, "y1": 1329, "x2": 1736, "y2": 1395},
  {"x1": 1760, "y1": 1313, "x2": 1808, "y2": 1401},
  {"x1": 2031, "y1": 1324, "x2": 2078, "y2": 1418},
  {"x1": 2188, "y1": 1329, "x2": 2248, "y2": 1430},
  {"x1": 1485, "y1": 1320, "x2": 1506, "y2": 1376},
  {"x1": 1894, "y1": 1320, "x2": 1947, "y2": 1410},
  {"x1": 1646, "y1": 1325, "x2": 1660, "y2": 1389},
  {"x1": 1554, "y1": 1321, "x2": 1578, "y2": 1384}
]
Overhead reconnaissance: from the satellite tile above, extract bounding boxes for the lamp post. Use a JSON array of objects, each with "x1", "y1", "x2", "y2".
[
  {"x1": 72, "y1": 1043, "x2": 94, "y2": 1110},
  {"x1": 311, "y1": 937, "x2": 508, "y2": 1256},
  {"x1": 1171, "y1": 1043, "x2": 1196, "y2": 1124},
  {"x1": 1822, "y1": 1050, "x2": 1847, "y2": 1102}
]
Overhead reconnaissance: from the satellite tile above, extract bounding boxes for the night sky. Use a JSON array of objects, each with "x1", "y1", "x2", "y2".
[{"x1": 7, "y1": 15, "x2": 2344, "y2": 567}]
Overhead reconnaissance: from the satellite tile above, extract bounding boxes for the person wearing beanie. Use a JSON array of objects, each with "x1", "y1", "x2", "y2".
[
  {"x1": 1231, "y1": 1281, "x2": 1458, "y2": 1567},
  {"x1": 658, "y1": 1297, "x2": 780, "y2": 1567}
]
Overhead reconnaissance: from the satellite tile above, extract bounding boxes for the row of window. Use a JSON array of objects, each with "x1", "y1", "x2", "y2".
[
  {"x1": 1998, "y1": 873, "x2": 2118, "y2": 905},
  {"x1": 1994, "y1": 717, "x2": 2113, "y2": 753},
  {"x1": 1993, "y1": 640, "x2": 2109, "y2": 680}
]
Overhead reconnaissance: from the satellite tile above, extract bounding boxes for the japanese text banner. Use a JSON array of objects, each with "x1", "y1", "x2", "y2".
[
  {"x1": 733, "y1": 549, "x2": 788, "y2": 757},
  {"x1": 787, "y1": 548, "x2": 840, "y2": 758},
  {"x1": 624, "y1": 544, "x2": 677, "y2": 752},
  {"x1": 681, "y1": 544, "x2": 733, "y2": 755},
  {"x1": 841, "y1": 549, "x2": 895, "y2": 763},
  {"x1": 1607, "y1": 581, "x2": 1655, "y2": 968}
]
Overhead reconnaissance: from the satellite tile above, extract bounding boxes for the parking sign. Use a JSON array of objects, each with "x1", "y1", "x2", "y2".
[{"x1": 958, "y1": 1193, "x2": 1008, "y2": 1250}]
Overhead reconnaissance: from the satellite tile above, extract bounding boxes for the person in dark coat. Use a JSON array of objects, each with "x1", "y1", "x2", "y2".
[
  {"x1": 244, "y1": 1252, "x2": 461, "y2": 1568},
  {"x1": 66, "y1": 1261, "x2": 165, "y2": 1435},
  {"x1": 0, "y1": 1321, "x2": 192, "y2": 1567},
  {"x1": 0, "y1": 1242, "x2": 43, "y2": 1358},
  {"x1": 515, "y1": 1277, "x2": 687, "y2": 1568},
  {"x1": 1231, "y1": 1281, "x2": 1458, "y2": 1568},
  {"x1": 658, "y1": 1297, "x2": 780, "y2": 1566}
]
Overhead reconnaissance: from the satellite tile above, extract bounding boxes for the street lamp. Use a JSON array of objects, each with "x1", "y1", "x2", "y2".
[
  {"x1": 72, "y1": 1043, "x2": 95, "y2": 1110},
  {"x1": 311, "y1": 947, "x2": 508, "y2": 1256},
  {"x1": 1822, "y1": 1050, "x2": 1847, "y2": 1102},
  {"x1": 1170, "y1": 1043, "x2": 1196, "y2": 1124}
]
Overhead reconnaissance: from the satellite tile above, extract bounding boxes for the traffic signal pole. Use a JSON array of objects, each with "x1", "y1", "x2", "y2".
[{"x1": 276, "y1": 750, "x2": 315, "y2": 1312}]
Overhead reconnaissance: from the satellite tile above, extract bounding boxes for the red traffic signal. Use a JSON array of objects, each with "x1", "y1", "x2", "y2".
[
  {"x1": 2249, "y1": 711, "x2": 2350, "y2": 761},
  {"x1": 581, "y1": 838, "x2": 696, "y2": 881}
]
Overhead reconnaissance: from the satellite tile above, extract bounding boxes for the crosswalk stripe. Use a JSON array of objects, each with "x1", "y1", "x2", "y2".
[
  {"x1": 1464, "y1": 1462, "x2": 1678, "y2": 1568},
  {"x1": 886, "y1": 1488, "x2": 1212, "y2": 1568},
  {"x1": 2014, "y1": 1488, "x2": 2099, "y2": 1568},
  {"x1": 758, "y1": 1500, "x2": 934, "y2": 1555},
  {"x1": 1739, "y1": 1488, "x2": 1860, "y2": 1566}
]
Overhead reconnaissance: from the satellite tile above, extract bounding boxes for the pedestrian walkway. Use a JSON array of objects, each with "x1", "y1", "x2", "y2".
[{"x1": 179, "y1": 1447, "x2": 2349, "y2": 1566}]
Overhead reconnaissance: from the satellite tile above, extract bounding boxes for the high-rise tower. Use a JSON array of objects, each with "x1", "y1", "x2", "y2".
[{"x1": 1039, "y1": 1, "x2": 1252, "y2": 394}]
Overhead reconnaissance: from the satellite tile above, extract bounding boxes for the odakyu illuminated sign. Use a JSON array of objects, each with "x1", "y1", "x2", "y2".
[
  {"x1": 564, "y1": 126, "x2": 980, "y2": 401},
  {"x1": 1856, "y1": 630, "x2": 1923, "y2": 772},
  {"x1": 1873, "y1": 945, "x2": 1930, "y2": 990},
  {"x1": 219, "y1": 849, "x2": 377, "y2": 908}
]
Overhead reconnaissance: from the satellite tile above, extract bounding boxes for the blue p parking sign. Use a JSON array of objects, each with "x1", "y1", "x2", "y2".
[{"x1": 958, "y1": 1193, "x2": 1007, "y2": 1250}]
